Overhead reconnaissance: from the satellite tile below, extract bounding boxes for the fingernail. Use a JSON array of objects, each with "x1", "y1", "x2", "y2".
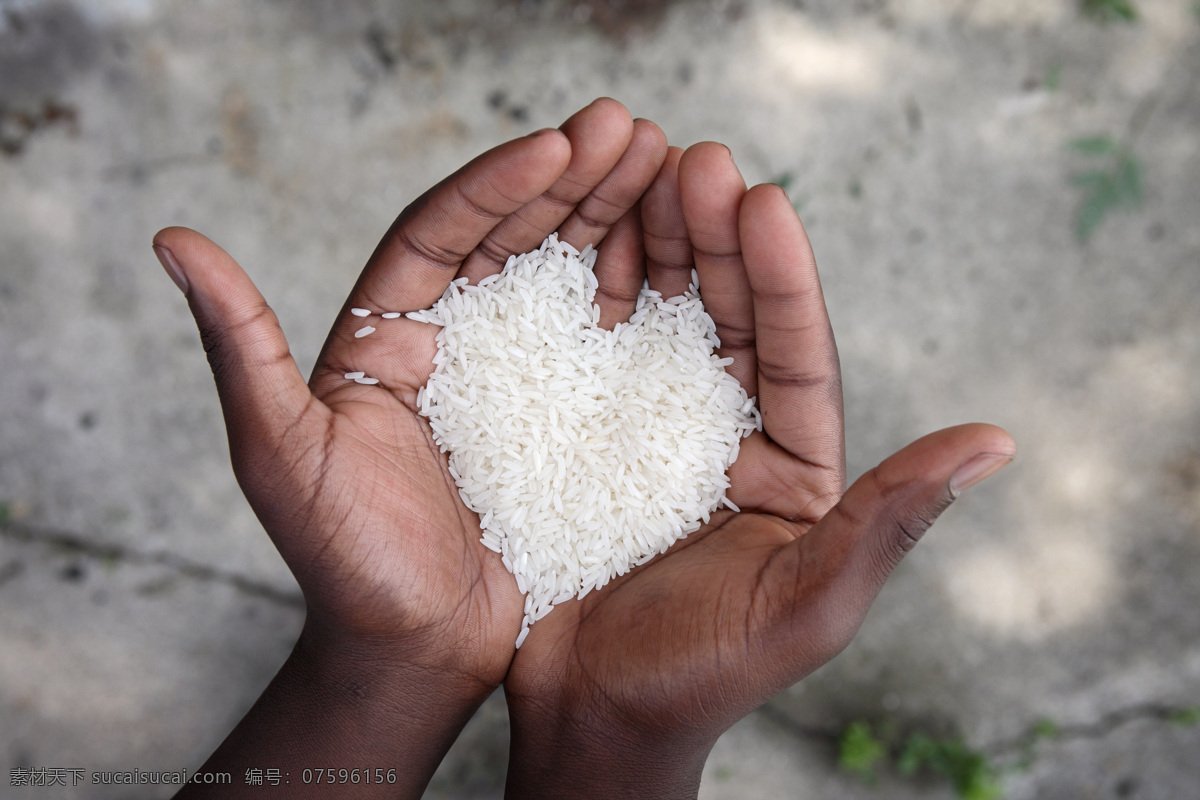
[
  {"x1": 153, "y1": 244, "x2": 189, "y2": 295},
  {"x1": 949, "y1": 453, "x2": 1013, "y2": 498}
]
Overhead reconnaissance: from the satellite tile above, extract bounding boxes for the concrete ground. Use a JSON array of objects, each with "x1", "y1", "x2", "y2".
[{"x1": 2, "y1": 0, "x2": 1198, "y2": 797}]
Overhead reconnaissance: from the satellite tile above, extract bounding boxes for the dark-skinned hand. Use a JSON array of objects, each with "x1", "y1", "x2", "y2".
[
  {"x1": 500, "y1": 142, "x2": 1014, "y2": 800},
  {"x1": 158, "y1": 99, "x2": 668, "y2": 799}
]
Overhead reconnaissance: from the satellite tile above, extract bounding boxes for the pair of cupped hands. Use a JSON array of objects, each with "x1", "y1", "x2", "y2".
[{"x1": 157, "y1": 99, "x2": 1013, "y2": 799}]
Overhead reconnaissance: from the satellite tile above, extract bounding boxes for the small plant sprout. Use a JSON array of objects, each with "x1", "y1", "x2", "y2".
[
  {"x1": 837, "y1": 721, "x2": 888, "y2": 781},
  {"x1": 1168, "y1": 707, "x2": 1200, "y2": 727},
  {"x1": 898, "y1": 733, "x2": 1002, "y2": 800},
  {"x1": 1081, "y1": 0, "x2": 1138, "y2": 23},
  {"x1": 1068, "y1": 135, "x2": 1142, "y2": 242}
]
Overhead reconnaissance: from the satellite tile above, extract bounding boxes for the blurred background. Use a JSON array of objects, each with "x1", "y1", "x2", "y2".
[{"x1": 1, "y1": 0, "x2": 1198, "y2": 797}]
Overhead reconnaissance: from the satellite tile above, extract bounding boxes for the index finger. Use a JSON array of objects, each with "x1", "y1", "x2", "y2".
[{"x1": 349, "y1": 128, "x2": 572, "y2": 317}]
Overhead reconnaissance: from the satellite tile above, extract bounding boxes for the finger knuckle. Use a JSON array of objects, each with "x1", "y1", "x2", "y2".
[
  {"x1": 714, "y1": 322, "x2": 755, "y2": 351},
  {"x1": 570, "y1": 202, "x2": 619, "y2": 234},
  {"x1": 397, "y1": 227, "x2": 469, "y2": 271}
]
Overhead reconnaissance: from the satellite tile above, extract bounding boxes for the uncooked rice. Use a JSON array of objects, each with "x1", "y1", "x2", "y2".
[{"x1": 408, "y1": 234, "x2": 761, "y2": 646}]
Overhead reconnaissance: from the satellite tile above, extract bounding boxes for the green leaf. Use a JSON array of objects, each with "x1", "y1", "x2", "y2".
[
  {"x1": 961, "y1": 770, "x2": 1004, "y2": 800},
  {"x1": 898, "y1": 734, "x2": 1002, "y2": 800},
  {"x1": 1078, "y1": 188, "x2": 1115, "y2": 241},
  {"x1": 897, "y1": 733, "x2": 937, "y2": 774},
  {"x1": 1069, "y1": 139, "x2": 1143, "y2": 241},
  {"x1": 1082, "y1": 0, "x2": 1138, "y2": 22},
  {"x1": 1069, "y1": 135, "x2": 1118, "y2": 156},
  {"x1": 0, "y1": 502, "x2": 9, "y2": 525},
  {"x1": 1069, "y1": 170, "x2": 1112, "y2": 189},
  {"x1": 838, "y1": 722, "x2": 888, "y2": 779},
  {"x1": 1032, "y1": 718, "x2": 1060, "y2": 740},
  {"x1": 1115, "y1": 154, "x2": 1142, "y2": 203},
  {"x1": 1169, "y1": 707, "x2": 1200, "y2": 727}
]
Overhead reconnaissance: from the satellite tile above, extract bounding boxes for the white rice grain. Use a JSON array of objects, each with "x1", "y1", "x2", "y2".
[{"x1": 411, "y1": 234, "x2": 761, "y2": 647}]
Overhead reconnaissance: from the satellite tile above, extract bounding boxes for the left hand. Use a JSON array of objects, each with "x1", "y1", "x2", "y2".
[{"x1": 160, "y1": 98, "x2": 668, "y2": 798}]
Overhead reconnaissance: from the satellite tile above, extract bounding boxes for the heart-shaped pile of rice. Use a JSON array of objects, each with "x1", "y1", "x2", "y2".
[{"x1": 410, "y1": 234, "x2": 761, "y2": 646}]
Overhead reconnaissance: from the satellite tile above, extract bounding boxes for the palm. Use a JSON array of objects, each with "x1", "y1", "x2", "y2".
[
  {"x1": 278, "y1": 386, "x2": 520, "y2": 680},
  {"x1": 507, "y1": 444, "x2": 841, "y2": 728}
]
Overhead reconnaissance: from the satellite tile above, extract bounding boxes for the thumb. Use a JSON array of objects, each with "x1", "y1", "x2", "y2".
[
  {"x1": 152, "y1": 227, "x2": 315, "y2": 467},
  {"x1": 833, "y1": 423, "x2": 1015, "y2": 583},
  {"x1": 768, "y1": 423, "x2": 1014, "y2": 667}
]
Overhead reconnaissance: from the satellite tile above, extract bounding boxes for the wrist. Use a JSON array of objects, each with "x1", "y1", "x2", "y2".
[
  {"x1": 285, "y1": 618, "x2": 499, "y2": 770},
  {"x1": 177, "y1": 618, "x2": 496, "y2": 799},
  {"x1": 296, "y1": 614, "x2": 499, "y2": 719},
  {"x1": 504, "y1": 695, "x2": 711, "y2": 800}
]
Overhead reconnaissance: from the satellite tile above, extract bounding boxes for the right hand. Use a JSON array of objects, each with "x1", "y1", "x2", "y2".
[{"x1": 501, "y1": 141, "x2": 1015, "y2": 799}]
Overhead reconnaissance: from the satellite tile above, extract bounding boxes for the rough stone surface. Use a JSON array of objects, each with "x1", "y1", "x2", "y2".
[{"x1": 2, "y1": 0, "x2": 1198, "y2": 797}]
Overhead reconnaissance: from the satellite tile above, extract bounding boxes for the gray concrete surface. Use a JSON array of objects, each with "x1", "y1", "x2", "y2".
[{"x1": 2, "y1": 0, "x2": 1198, "y2": 797}]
